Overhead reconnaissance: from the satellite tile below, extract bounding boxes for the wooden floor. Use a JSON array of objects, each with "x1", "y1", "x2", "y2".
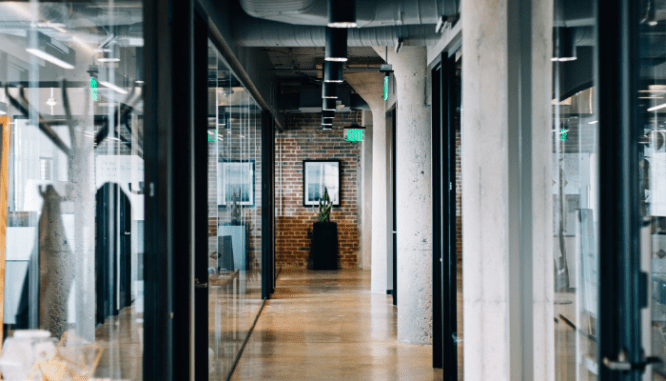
[{"x1": 230, "y1": 269, "x2": 443, "y2": 381}]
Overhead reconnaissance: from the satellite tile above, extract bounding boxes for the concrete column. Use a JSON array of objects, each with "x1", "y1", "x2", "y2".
[
  {"x1": 373, "y1": 46, "x2": 433, "y2": 345},
  {"x1": 346, "y1": 72, "x2": 387, "y2": 293},
  {"x1": 462, "y1": 0, "x2": 553, "y2": 379}
]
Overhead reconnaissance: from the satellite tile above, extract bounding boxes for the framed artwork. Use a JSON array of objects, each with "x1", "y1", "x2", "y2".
[
  {"x1": 217, "y1": 160, "x2": 255, "y2": 207},
  {"x1": 303, "y1": 159, "x2": 340, "y2": 206}
]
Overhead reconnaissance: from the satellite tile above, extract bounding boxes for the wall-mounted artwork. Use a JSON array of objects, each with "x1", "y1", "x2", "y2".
[
  {"x1": 218, "y1": 160, "x2": 255, "y2": 207},
  {"x1": 303, "y1": 160, "x2": 340, "y2": 206}
]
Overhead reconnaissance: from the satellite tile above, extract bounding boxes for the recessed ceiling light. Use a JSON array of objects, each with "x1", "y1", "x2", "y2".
[
  {"x1": 99, "y1": 81, "x2": 129, "y2": 95},
  {"x1": 26, "y1": 48, "x2": 75, "y2": 69},
  {"x1": 648, "y1": 103, "x2": 666, "y2": 112},
  {"x1": 552, "y1": 27, "x2": 577, "y2": 62}
]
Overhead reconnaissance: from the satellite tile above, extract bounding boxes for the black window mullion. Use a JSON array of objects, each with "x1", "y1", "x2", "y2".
[
  {"x1": 431, "y1": 63, "x2": 443, "y2": 369},
  {"x1": 597, "y1": 0, "x2": 643, "y2": 378}
]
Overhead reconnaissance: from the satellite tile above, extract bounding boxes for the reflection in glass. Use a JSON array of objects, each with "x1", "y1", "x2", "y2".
[
  {"x1": 207, "y1": 41, "x2": 262, "y2": 381},
  {"x1": 638, "y1": 2, "x2": 666, "y2": 379},
  {"x1": 552, "y1": 1, "x2": 599, "y2": 379},
  {"x1": 0, "y1": 0, "x2": 144, "y2": 378}
]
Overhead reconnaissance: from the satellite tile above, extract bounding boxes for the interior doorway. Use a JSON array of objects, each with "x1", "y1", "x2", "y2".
[
  {"x1": 392, "y1": 107, "x2": 398, "y2": 306},
  {"x1": 432, "y1": 52, "x2": 462, "y2": 380}
]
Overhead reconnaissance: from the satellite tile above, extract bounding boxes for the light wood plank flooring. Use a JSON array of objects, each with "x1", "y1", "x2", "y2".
[{"x1": 230, "y1": 269, "x2": 444, "y2": 381}]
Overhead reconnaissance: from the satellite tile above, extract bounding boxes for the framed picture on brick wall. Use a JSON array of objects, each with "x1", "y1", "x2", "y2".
[
  {"x1": 303, "y1": 159, "x2": 340, "y2": 207},
  {"x1": 218, "y1": 160, "x2": 255, "y2": 207}
]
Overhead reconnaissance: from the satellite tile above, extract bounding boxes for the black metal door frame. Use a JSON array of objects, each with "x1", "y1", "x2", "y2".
[
  {"x1": 143, "y1": 0, "x2": 196, "y2": 377},
  {"x1": 392, "y1": 107, "x2": 398, "y2": 306},
  {"x1": 144, "y1": 1, "x2": 277, "y2": 378},
  {"x1": 193, "y1": 5, "x2": 210, "y2": 380},
  {"x1": 432, "y1": 54, "x2": 459, "y2": 378},
  {"x1": 432, "y1": 63, "x2": 443, "y2": 370},
  {"x1": 262, "y1": 110, "x2": 276, "y2": 298},
  {"x1": 597, "y1": 0, "x2": 647, "y2": 379}
]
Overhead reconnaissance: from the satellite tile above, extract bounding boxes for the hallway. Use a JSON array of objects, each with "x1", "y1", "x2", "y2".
[{"x1": 230, "y1": 270, "x2": 444, "y2": 381}]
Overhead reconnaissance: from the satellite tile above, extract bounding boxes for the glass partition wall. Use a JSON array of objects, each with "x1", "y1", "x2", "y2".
[
  {"x1": 207, "y1": 41, "x2": 263, "y2": 381},
  {"x1": 552, "y1": 0, "x2": 599, "y2": 379},
  {"x1": 638, "y1": 1, "x2": 666, "y2": 378},
  {"x1": 0, "y1": 0, "x2": 145, "y2": 379}
]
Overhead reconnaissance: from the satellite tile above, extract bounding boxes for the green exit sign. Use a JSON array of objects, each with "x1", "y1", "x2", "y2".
[
  {"x1": 344, "y1": 129, "x2": 365, "y2": 142},
  {"x1": 560, "y1": 128, "x2": 568, "y2": 141},
  {"x1": 90, "y1": 77, "x2": 98, "y2": 101},
  {"x1": 384, "y1": 76, "x2": 389, "y2": 100}
]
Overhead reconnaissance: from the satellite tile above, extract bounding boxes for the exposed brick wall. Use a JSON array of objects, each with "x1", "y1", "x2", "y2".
[
  {"x1": 207, "y1": 110, "x2": 263, "y2": 272},
  {"x1": 275, "y1": 111, "x2": 362, "y2": 268}
]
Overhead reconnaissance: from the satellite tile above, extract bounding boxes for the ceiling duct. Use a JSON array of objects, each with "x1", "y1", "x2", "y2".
[
  {"x1": 233, "y1": 12, "x2": 442, "y2": 47},
  {"x1": 239, "y1": 0, "x2": 458, "y2": 28}
]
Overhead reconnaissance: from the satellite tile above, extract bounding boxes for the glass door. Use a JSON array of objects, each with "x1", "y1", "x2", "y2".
[
  {"x1": 432, "y1": 52, "x2": 462, "y2": 379},
  {"x1": 637, "y1": 0, "x2": 666, "y2": 379},
  {"x1": 0, "y1": 1, "x2": 146, "y2": 378}
]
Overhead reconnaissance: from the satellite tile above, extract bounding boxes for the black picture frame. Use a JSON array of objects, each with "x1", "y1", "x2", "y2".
[
  {"x1": 217, "y1": 159, "x2": 255, "y2": 207},
  {"x1": 302, "y1": 159, "x2": 341, "y2": 207}
]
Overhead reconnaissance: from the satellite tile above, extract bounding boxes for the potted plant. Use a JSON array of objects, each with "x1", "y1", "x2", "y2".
[{"x1": 308, "y1": 187, "x2": 339, "y2": 270}]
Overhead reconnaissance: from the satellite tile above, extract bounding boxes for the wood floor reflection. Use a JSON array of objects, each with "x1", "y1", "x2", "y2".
[{"x1": 230, "y1": 269, "x2": 443, "y2": 381}]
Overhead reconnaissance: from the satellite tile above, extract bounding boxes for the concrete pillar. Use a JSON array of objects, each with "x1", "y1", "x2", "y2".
[
  {"x1": 345, "y1": 72, "x2": 387, "y2": 293},
  {"x1": 373, "y1": 46, "x2": 433, "y2": 345},
  {"x1": 462, "y1": 0, "x2": 553, "y2": 379}
]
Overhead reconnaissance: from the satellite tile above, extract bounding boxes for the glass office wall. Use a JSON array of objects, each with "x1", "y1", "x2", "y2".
[
  {"x1": 552, "y1": 1, "x2": 599, "y2": 379},
  {"x1": 637, "y1": 1, "x2": 666, "y2": 378},
  {"x1": 0, "y1": 0, "x2": 145, "y2": 379},
  {"x1": 207, "y1": 41, "x2": 263, "y2": 380}
]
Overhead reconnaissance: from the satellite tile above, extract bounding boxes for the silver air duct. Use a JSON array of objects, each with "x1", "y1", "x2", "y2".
[{"x1": 239, "y1": 0, "x2": 459, "y2": 28}]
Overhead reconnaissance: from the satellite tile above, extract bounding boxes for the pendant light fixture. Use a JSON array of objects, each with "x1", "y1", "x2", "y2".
[
  {"x1": 642, "y1": 0, "x2": 658, "y2": 26},
  {"x1": 324, "y1": 61, "x2": 344, "y2": 83},
  {"x1": 322, "y1": 82, "x2": 338, "y2": 99},
  {"x1": 325, "y1": 27, "x2": 348, "y2": 62},
  {"x1": 552, "y1": 27, "x2": 577, "y2": 62},
  {"x1": 322, "y1": 115, "x2": 333, "y2": 130},
  {"x1": 328, "y1": 0, "x2": 357, "y2": 28},
  {"x1": 323, "y1": 97, "x2": 337, "y2": 111}
]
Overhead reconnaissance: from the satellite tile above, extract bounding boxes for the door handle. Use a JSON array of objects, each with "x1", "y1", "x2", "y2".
[
  {"x1": 603, "y1": 349, "x2": 660, "y2": 372},
  {"x1": 194, "y1": 278, "x2": 208, "y2": 289}
]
